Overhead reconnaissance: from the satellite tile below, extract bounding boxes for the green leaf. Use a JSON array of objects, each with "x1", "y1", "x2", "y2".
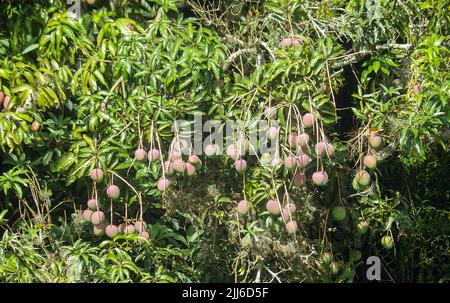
[{"x1": 373, "y1": 61, "x2": 380, "y2": 73}]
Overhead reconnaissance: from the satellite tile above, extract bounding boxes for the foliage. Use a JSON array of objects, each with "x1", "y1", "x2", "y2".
[{"x1": 0, "y1": 0, "x2": 448, "y2": 282}]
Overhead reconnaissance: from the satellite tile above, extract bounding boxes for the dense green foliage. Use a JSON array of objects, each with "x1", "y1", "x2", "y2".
[{"x1": 0, "y1": 0, "x2": 448, "y2": 282}]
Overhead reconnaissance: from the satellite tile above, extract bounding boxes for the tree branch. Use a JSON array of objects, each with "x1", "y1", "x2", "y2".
[
  {"x1": 222, "y1": 48, "x2": 258, "y2": 71},
  {"x1": 331, "y1": 43, "x2": 412, "y2": 69}
]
